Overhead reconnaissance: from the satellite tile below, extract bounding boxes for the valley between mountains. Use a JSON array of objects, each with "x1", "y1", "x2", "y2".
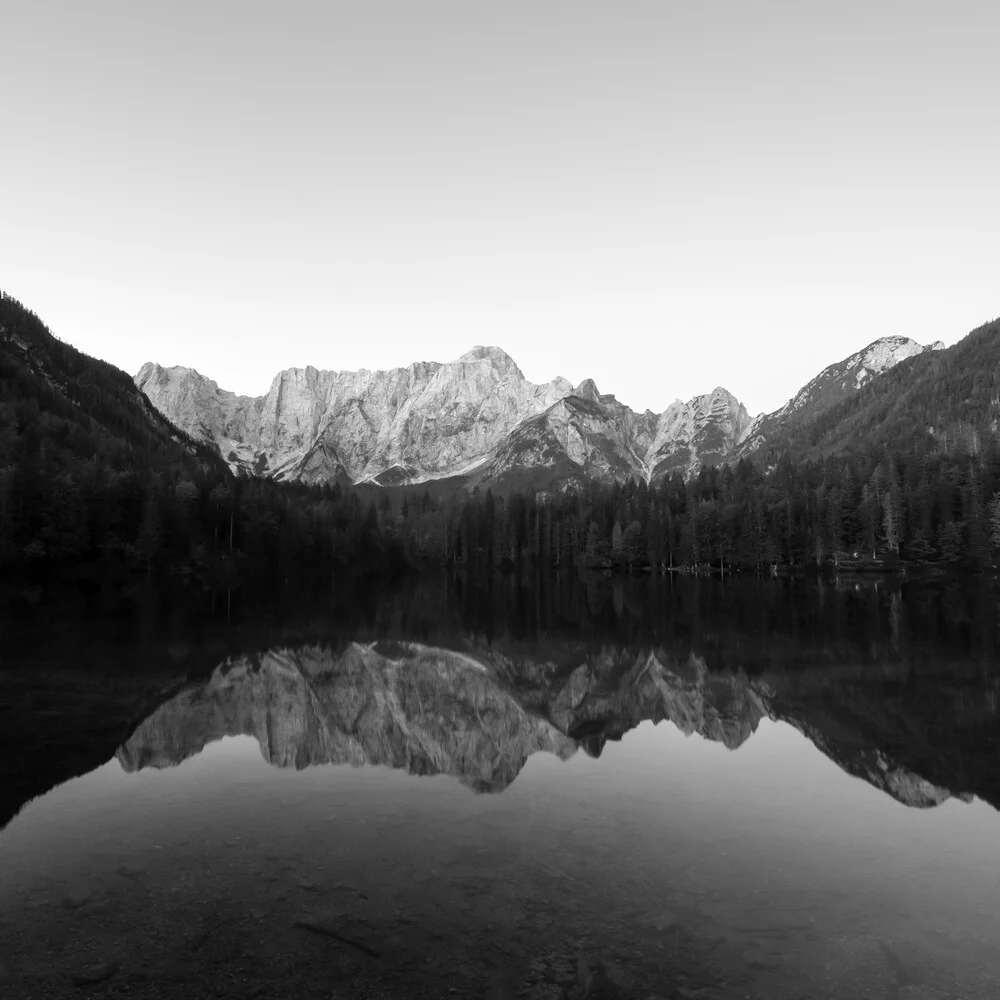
[{"x1": 136, "y1": 337, "x2": 942, "y2": 489}]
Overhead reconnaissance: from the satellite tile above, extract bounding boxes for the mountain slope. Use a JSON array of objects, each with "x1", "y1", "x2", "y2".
[
  {"x1": 749, "y1": 319, "x2": 999, "y2": 462},
  {"x1": 738, "y1": 335, "x2": 944, "y2": 458},
  {"x1": 0, "y1": 292, "x2": 231, "y2": 569},
  {"x1": 0, "y1": 292, "x2": 223, "y2": 477}
]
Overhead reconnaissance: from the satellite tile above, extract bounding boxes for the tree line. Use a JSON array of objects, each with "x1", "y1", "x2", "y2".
[
  {"x1": 390, "y1": 445, "x2": 1000, "y2": 574},
  {"x1": 4, "y1": 437, "x2": 999, "y2": 586}
]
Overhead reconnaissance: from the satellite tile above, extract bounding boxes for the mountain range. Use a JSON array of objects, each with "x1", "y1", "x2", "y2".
[
  {"x1": 135, "y1": 335, "x2": 944, "y2": 489},
  {"x1": 6, "y1": 288, "x2": 995, "y2": 499}
]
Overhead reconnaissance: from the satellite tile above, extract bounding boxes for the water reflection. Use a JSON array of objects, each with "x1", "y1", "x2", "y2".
[
  {"x1": 117, "y1": 643, "x2": 577, "y2": 793},
  {"x1": 2, "y1": 576, "x2": 1000, "y2": 999},
  {"x1": 117, "y1": 638, "x2": 999, "y2": 812}
]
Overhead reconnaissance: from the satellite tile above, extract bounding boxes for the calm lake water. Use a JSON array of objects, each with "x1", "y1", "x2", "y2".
[{"x1": 1, "y1": 573, "x2": 999, "y2": 999}]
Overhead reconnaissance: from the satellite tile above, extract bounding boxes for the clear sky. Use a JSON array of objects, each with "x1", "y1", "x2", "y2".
[{"x1": 2, "y1": 1, "x2": 997, "y2": 416}]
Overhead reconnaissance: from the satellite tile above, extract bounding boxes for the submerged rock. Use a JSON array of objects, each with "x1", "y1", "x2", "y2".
[
  {"x1": 71, "y1": 962, "x2": 119, "y2": 987},
  {"x1": 62, "y1": 884, "x2": 95, "y2": 909}
]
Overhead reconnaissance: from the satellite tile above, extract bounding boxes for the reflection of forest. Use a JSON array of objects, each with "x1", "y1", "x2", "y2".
[
  {"x1": 364, "y1": 572, "x2": 1000, "y2": 674},
  {"x1": 5, "y1": 568, "x2": 998, "y2": 673}
]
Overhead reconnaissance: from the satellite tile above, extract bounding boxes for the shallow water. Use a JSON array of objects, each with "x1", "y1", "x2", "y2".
[{"x1": 2, "y1": 575, "x2": 999, "y2": 999}]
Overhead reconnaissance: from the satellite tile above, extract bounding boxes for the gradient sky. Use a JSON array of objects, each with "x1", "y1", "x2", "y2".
[{"x1": 2, "y1": 1, "x2": 997, "y2": 416}]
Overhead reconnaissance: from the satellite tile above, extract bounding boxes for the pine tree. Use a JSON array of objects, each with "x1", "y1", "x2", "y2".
[
  {"x1": 990, "y1": 492, "x2": 1000, "y2": 551},
  {"x1": 136, "y1": 492, "x2": 163, "y2": 578},
  {"x1": 611, "y1": 520, "x2": 624, "y2": 566}
]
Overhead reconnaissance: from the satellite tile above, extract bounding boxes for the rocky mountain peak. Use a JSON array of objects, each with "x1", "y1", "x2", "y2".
[
  {"x1": 455, "y1": 345, "x2": 523, "y2": 377},
  {"x1": 638, "y1": 387, "x2": 753, "y2": 480},
  {"x1": 694, "y1": 386, "x2": 744, "y2": 412},
  {"x1": 857, "y1": 335, "x2": 940, "y2": 381},
  {"x1": 137, "y1": 361, "x2": 202, "y2": 387}
]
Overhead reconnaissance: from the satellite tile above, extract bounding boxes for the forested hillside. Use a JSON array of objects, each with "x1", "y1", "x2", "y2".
[{"x1": 754, "y1": 317, "x2": 1000, "y2": 464}]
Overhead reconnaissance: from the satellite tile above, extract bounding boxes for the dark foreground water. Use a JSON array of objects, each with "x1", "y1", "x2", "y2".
[{"x1": 1, "y1": 574, "x2": 999, "y2": 999}]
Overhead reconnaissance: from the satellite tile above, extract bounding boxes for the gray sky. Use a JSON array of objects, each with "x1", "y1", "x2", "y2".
[{"x1": 3, "y1": 1, "x2": 997, "y2": 416}]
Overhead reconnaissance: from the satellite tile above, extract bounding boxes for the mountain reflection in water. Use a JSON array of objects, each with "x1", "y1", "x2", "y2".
[
  {"x1": 3, "y1": 575, "x2": 1000, "y2": 1000},
  {"x1": 117, "y1": 637, "x2": 998, "y2": 812}
]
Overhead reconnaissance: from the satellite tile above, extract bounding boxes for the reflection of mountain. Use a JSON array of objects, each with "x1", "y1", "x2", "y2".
[
  {"x1": 117, "y1": 641, "x2": 1000, "y2": 810},
  {"x1": 117, "y1": 643, "x2": 576, "y2": 792}
]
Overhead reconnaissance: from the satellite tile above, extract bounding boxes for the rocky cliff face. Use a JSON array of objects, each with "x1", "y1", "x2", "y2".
[
  {"x1": 646, "y1": 388, "x2": 753, "y2": 480},
  {"x1": 136, "y1": 336, "x2": 940, "y2": 488},
  {"x1": 117, "y1": 639, "x2": 979, "y2": 809},
  {"x1": 136, "y1": 348, "x2": 579, "y2": 486},
  {"x1": 135, "y1": 348, "x2": 756, "y2": 487}
]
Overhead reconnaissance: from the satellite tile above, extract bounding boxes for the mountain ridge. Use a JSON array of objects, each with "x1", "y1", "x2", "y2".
[{"x1": 136, "y1": 334, "x2": 943, "y2": 488}]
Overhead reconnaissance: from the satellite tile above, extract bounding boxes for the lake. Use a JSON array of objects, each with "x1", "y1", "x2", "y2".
[{"x1": 1, "y1": 572, "x2": 999, "y2": 999}]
